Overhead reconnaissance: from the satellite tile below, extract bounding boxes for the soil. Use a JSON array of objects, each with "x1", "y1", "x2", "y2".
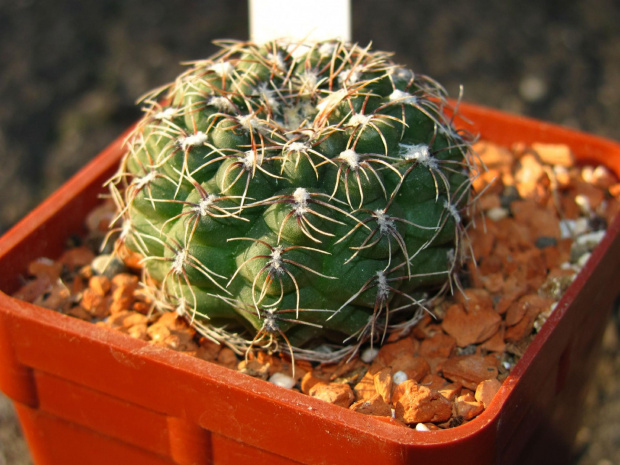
[{"x1": 1, "y1": 1, "x2": 620, "y2": 464}]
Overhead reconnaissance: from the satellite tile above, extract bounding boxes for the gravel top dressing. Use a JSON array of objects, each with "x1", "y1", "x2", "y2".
[{"x1": 13, "y1": 138, "x2": 619, "y2": 431}]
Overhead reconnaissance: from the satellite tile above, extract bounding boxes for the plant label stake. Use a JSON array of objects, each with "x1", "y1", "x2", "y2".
[{"x1": 249, "y1": 0, "x2": 351, "y2": 43}]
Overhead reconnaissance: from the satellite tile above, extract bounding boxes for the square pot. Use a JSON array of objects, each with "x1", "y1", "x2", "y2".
[{"x1": 1, "y1": 103, "x2": 619, "y2": 465}]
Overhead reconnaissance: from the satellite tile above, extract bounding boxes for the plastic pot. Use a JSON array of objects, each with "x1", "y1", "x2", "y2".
[{"x1": 1, "y1": 102, "x2": 619, "y2": 465}]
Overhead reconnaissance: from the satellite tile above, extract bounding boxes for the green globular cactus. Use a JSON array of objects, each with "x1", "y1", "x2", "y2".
[{"x1": 108, "y1": 39, "x2": 476, "y2": 362}]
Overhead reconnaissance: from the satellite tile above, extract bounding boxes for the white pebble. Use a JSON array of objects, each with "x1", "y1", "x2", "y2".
[
  {"x1": 574, "y1": 194, "x2": 592, "y2": 214},
  {"x1": 577, "y1": 252, "x2": 592, "y2": 268},
  {"x1": 576, "y1": 230, "x2": 606, "y2": 248},
  {"x1": 415, "y1": 423, "x2": 431, "y2": 432},
  {"x1": 361, "y1": 347, "x2": 380, "y2": 363},
  {"x1": 574, "y1": 218, "x2": 591, "y2": 236},
  {"x1": 392, "y1": 371, "x2": 408, "y2": 385},
  {"x1": 560, "y1": 261, "x2": 578, "y2": 271},
  {"x1": 269, "y1": 372, "x2": 296, "y2": 389},
  {"x1": 33, "y1": 257, "x2": 56, "y2": 266},
  {"x1": 502, "y1": 361, "x2": 513, "y2": 371},
  {"x1": 559, "y1": 219, "x2": 575, "y2": 239},
  {"x1": 91, "y1": 254, "x2": 112, "y2": 275},
  {"x1": 581, "y1": 166, "x2": 595, "y2": 183},
  {"x1": 486, "y1": 207, "x2": 509, "y2": 222},
  {"x1": 559, "y1": 218, "x2": 590, "y2": 238}
]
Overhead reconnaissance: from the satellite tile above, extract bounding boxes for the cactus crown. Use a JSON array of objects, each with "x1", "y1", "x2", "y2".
[{"x1": 108, "y1": 39, "x2": 476, "y2": 362}]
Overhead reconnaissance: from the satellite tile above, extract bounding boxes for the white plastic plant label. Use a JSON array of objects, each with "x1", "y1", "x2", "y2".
[{"x1": 249, "y1": 0, "x2": 351, "y2": 43}]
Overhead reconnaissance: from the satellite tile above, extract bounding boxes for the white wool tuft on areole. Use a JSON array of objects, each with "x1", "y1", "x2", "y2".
[
  {"x1": 339, "y1": 149, "x2": 361, "y2": 170},
  {"x1": 179, "y1": 132, "x2": 208, "y2": 151}
]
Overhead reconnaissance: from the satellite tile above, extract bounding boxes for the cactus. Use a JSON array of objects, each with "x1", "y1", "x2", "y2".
[{"x1": 108, "y1": 39, "x2": 476, "y2": 362}]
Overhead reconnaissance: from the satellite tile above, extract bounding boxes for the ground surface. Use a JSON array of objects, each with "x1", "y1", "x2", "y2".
[{"x1": 0, "y1": 1, "x2": 619, "y2": 464}]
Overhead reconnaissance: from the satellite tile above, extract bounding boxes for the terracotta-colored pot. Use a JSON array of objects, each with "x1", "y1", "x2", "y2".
[{"x1": 1, "y1": 103, "x2": 619, "y2": 465}]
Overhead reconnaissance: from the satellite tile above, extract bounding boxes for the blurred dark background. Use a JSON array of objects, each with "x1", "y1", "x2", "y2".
[{"x1": 0, "y1": 1, "x2": 618, "y2": 464}]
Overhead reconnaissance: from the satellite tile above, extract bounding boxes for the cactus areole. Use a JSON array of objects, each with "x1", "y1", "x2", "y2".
[{"x1": 108, "y1": 39, "x2": 476, "y2": 362}]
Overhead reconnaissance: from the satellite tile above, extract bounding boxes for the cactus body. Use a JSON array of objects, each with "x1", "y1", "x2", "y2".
[{"x1": 109, "y1": 40, "x2": 475, "y2": 361}]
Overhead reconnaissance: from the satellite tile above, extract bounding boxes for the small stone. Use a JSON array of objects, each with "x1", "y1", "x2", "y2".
[
  {"x1": 34, "y1": 282, "x2": 72, "y2": 313},
  {"x1": 505, "y1": 294, "x2": 553, "y2": 327},
  {"x1": 377, "y1": 337, "x2": 418, "y2": 366},
  {"x1": 67, "y1": 305, "x2": 92, "y2": 321},
  {"x1": 481, "y1": 272, "x2": 504, "y2": 294},
  {"x1": 309, "y1": 383, "x2": 355, "y2": 408},
  {"x1": 454, "y1": 393, "x2": 484, "y2": 420},
  {"x1": 155, "y1": 312, "x2": 182, "y2": 330},
  {"x1": 531, "y1": 143, "x2": 574, "y2": 167},
  {"x1": 255, "y1": 352, "x2": 288, "y2": 377},
  {"x1": 505, "y1": 294, "x2": 553, "y2": 342},
  {"x1": 419, "y1": 332, "x2": 457, "y2": 359},
  {"x1": 588, "y1": 215, "x2": 608, "y2": 232},
  {"x1": 13, "y1": 276, "x2": 52, "y2": 303},
  {"x1": 511, "y1": 200, "x2": 561, "y2": 239},
  {"x1": 217, "y1": 348, "x2": 239, "y2": 370},
  {"x1": 393, "y1": 355, "x2": 431, "y2": 382},
  {"x1": 576, "y1": 252, "x2": 591, "y2": 268},
  {"x1": 117, "y1": 244, "x2": 144, "y2": 271},
  {"x1": 109, "y1": 273, "x2": 139, "y2": 313},
  {"x1": 195, "y1": 339, "x2": 221, "y2": 362},
  {"x1": 438, "y1": 383, "x2": 462, "y2": 401},
  {"x1": 553, "y1": 165, "x2": 572, "y2": 188},
  {"x1": 147, "y1": 323, "x2": 171, "y2": 343},
  {"x1": 474, "y1": 141, "x2": 514, "y2": 168},
  {"x1": 92, "y1": 254, "x2": 127, "y2": 279},
  {"x1": 468, "y1": 227, "x2": 496, "y2": 261},
  {"x1": 455, "y1": 288, "x2": 495, "y2": 312},
  {"x1": 500, "y1": 185, "x2": 521, "y2": 208},
  {"x1": 442, "y1": 302, "x2": 501, "y2": 347},
  {"x1": 80, "y1": 288, "x2": 109, "y2": 318},
  {"x1": 85, "y1": 202, "x2": 115, "y2": 232},
  {"x1": 419, "y1": 374, "x2": 449, "y2": 391},
  {"x1": 473, "y1": 168, "x2": 504, "y2": 195},
  {"x1": 392, "y1": 370, "x2": 408, "y2": 385},
  {"x1": 479, "y1": 326, "x2": 507, "y2": 353},
  {"x1": 302, "y1": 371, "x2": 327, "y2": 395},
  {"x1": 575, "y1": 230, "x2": 606, "y2": 249},
  {"x1": 269, "y1": 372, "x2": 296, "y2": 389},
  {"x1": 575, "y1": 181, "x2": 606, "y2": 210},
  {"x1": 538, "y1": 269, "x2": 575, "y2": 299},
  {"x1": 350, "y1": 394, "x2": 392, "y2": 417},
  {"x1": 535, "y1": 236, "x2": 557, "y2": 249},
  {"x1": 127, "y1": 323, "x2": 148, "y2": 340},
  {"x1": 475, "y1": 379, "x2": 503, "y2": 408},
  {"x1": 326, "y1": 358, "x2": 366, "y2": 383},
  {"x1": 105, "y1": 310, "x2": 141, "y2": 329},
  {"x1": 393, "y1": 380, "x2": 452, "y2": 424},
  {"x1": 59, "y1": 247, "x2": 96, "y2": 271},
  {"x1": 162, "y1": 332, "x2": 195, "y2": 351},
  {"x1": 89, "y1": 275, "x2": 111, "y2": 296},
  {"x1": 456, "y1": 345, "x2": 477, "y2": 356},
  {"x1": 478, "y1": 193, "x2": 501, "y2": 211},
  {"x1": 560, "y1": 218, "x2": 589, "y2": 239},
  {"x1": 361, "y1": 347, "x2": 380, "y2": 363},
  {"x1": 441, "y1": 355, "x2": 499, "y2": 390},
  {"x1": 415, "y1": 423, "x2": 431, "y2": 432},
  {"x1": 609, "y1": 183, "x2": 620, "y2": 198},
  {"x1": 486, "y1": 207, "x2": 509, "y2": 222},
  {"x1": 374, "y1": 367, "x2": 393, "y2": 403},
  {"x1": 28, "y1": 257, "x2": 63, "y2": 281},
  {"x1": 515, "y1": 154, "x2": 546, "y2": 200}
]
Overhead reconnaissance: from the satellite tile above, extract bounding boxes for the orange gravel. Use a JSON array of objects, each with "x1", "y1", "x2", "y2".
[{"x1": 13, "y1": 140, "x2": 620, "y2": 430}]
